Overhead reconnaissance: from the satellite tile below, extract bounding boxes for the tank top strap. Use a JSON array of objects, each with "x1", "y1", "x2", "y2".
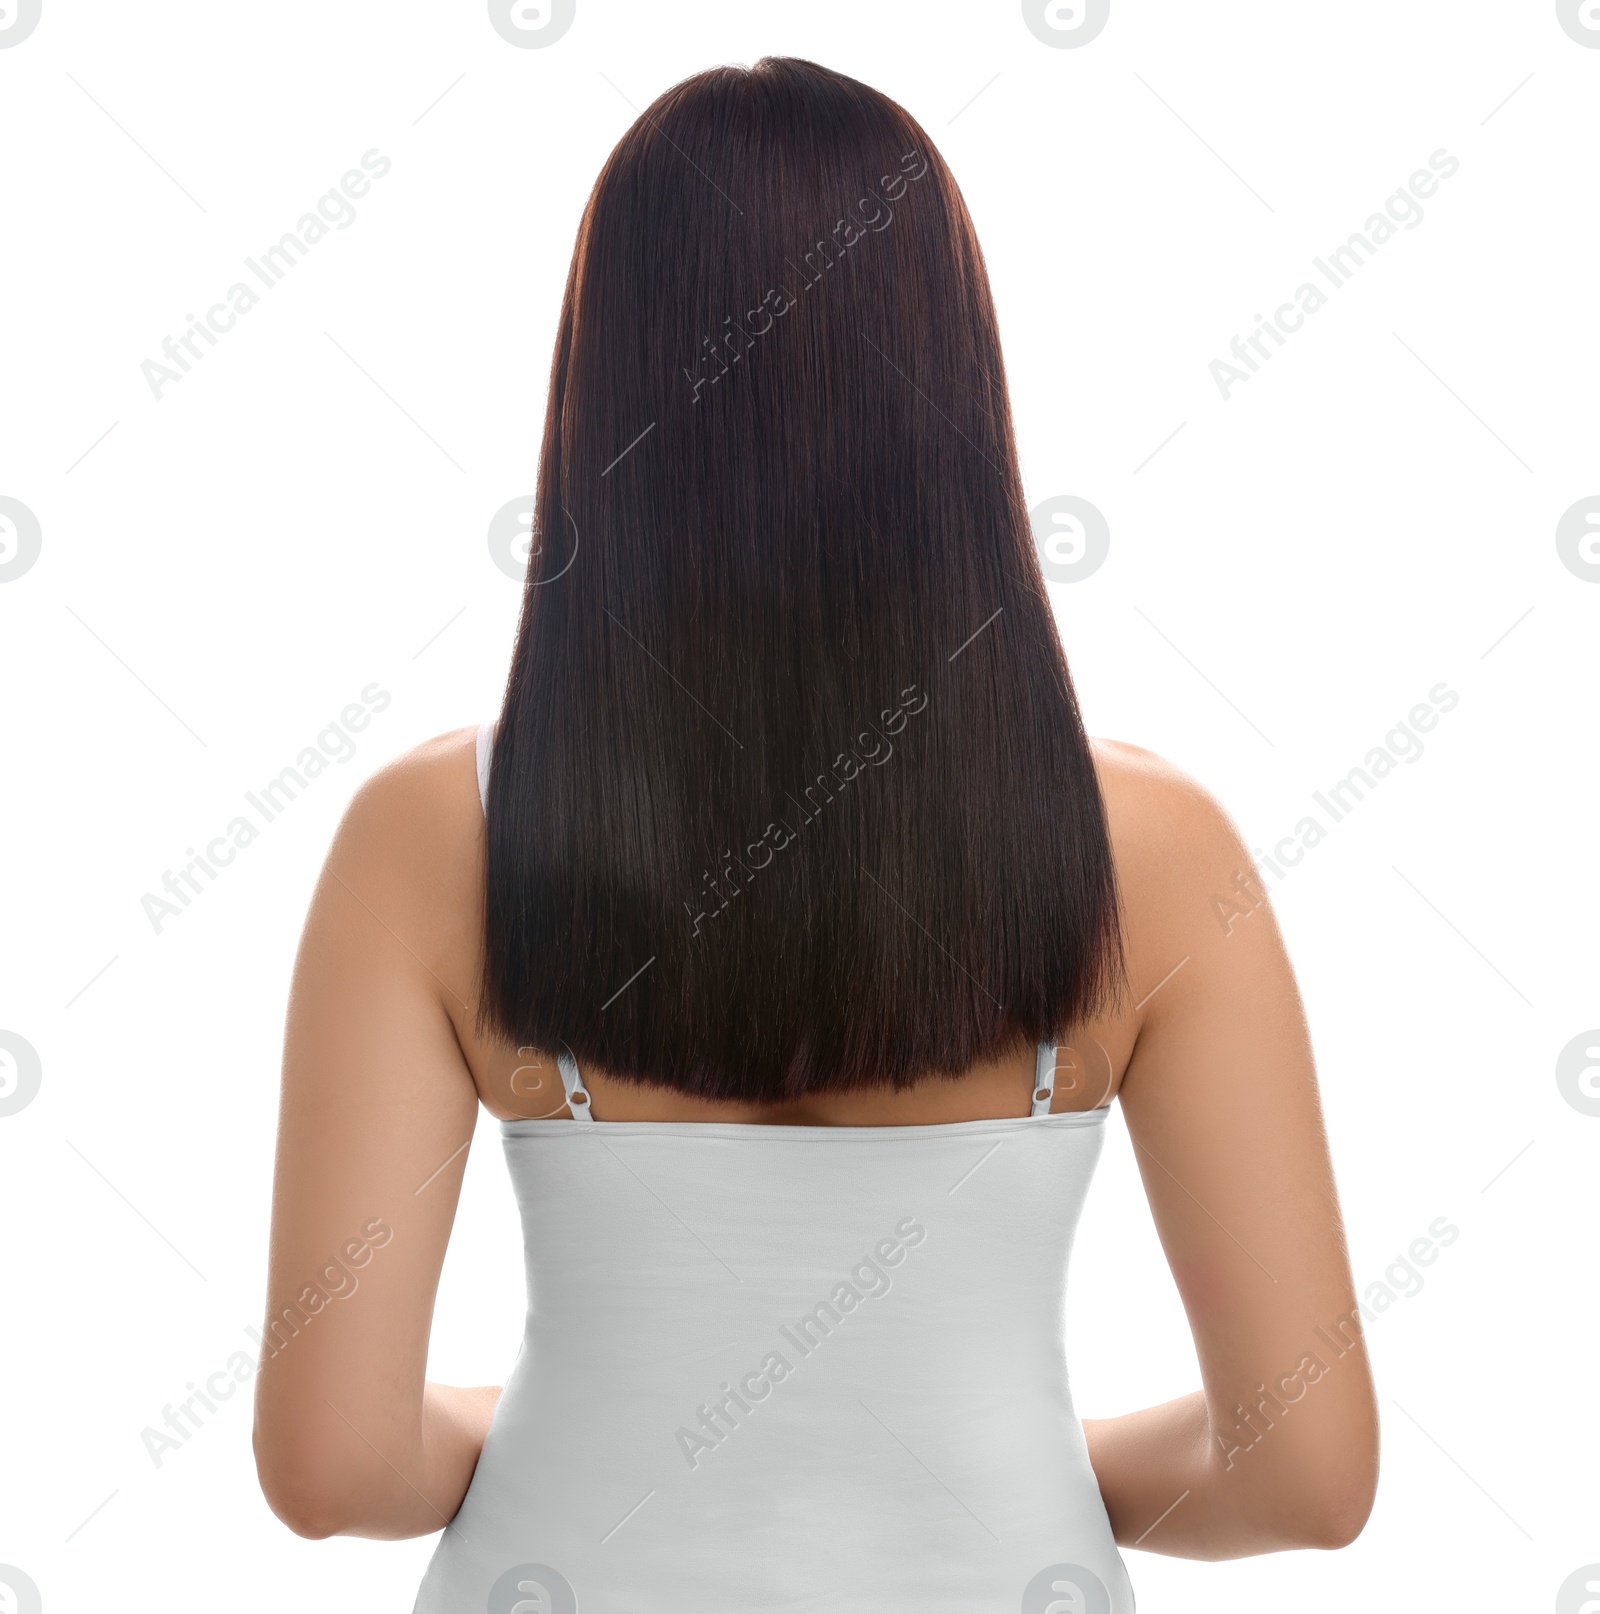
[
  {"x1": 1030, "y1": 1040, "x2": 1057, "y2": 1117},
  {"x1": 557, "y1": 1045, "x2": 594, "y2": 1122},
  {"x1": 476, "y1": 720, "x2": 494, "y2": 815}
]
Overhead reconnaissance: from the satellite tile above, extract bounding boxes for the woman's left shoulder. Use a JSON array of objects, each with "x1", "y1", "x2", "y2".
[{"x1": 1088, "y1": 737, "x2": 1243, "y2": 849}]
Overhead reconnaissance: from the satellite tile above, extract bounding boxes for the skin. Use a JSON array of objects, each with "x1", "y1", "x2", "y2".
[{"x1": 253, "y1": 728, "x2": 1378, "y2": 1557}]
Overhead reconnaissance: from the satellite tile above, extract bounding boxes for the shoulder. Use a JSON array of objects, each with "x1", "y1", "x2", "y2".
[
  {"x1": 338, "y1": 725, "x2": 483, "y2": 843},
  {"x1": 317, "y1": 726, "x2": 487, "y2": 956},
  {"x1": 1088, "y1": 737, "x2": 1262, "y2": 978},
  {"x1": 1089, "y1": 736, "x2": 1247, "y2": 863}
]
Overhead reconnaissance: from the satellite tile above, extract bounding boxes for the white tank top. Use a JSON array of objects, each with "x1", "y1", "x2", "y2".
[{"x1": 411, "y1": 725, "x2": 1136, "y2": 1613}]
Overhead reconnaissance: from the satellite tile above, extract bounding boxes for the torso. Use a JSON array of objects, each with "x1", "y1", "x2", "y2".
[{"x1": 395, "y1": 725, "x2": 1177, "y2": 1128}]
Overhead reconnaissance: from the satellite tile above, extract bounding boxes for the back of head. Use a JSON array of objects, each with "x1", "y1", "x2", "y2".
[{"x1": 484, "y1": 56, "x2": 1121, "y2": 1100}]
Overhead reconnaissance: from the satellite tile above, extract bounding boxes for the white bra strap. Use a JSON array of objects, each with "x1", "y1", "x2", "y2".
[
  {"x1": 1031, "y1": 1041, "x2": 1057, "y2": 1117},
  {"x1": 557, "y1": 1046, "x2": 594, "y2": 1122}
]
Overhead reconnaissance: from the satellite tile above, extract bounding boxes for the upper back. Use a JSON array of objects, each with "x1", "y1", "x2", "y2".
[{"x1": 330, "y1": 723, "x2": 1241, "y2": 1127}]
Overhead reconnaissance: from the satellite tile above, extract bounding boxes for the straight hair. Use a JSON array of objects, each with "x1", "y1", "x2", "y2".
[{"x1": 482, "y1": 56, "x2": 1122, "y2": 1100}]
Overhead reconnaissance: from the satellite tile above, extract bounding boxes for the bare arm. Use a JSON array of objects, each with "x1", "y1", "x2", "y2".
[
  {"x1": 252, "y1": 732, "x2": 497, "y2": 1539},
  {"x1": 1083, "y1": 744, "x2": 1379, "y2": 1559}
]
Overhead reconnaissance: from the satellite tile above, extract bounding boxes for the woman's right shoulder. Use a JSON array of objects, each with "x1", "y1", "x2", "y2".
[
  {"x1": 292, "y1": 726, "x2": 494, "y2": 1021},
  {"x1": 339, "y1": 725, "x2": 484, "y2": 830},
  {"x1": 318, "y1": 726, "x2": 488, "y2": 920}
]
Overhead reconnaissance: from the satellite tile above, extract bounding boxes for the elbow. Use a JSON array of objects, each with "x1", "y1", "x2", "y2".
[
  {"x1": 254, "y1": 1424, "x2": 359, "y2": 1540},
  {"x1": 1224, "y1": 1386, "x2": 1380, "y2": 1554},
  {"x1": 1303, "y1": 1415, "x2": 1380, "y2": 1550},
  {"x1": 267, "y1": 1495, "x2": 346, "y2": 1542},
  {"x1": 253, "y1": 1381, "x2": 436, "y2": 1540},
  {"x1": 256, "y1": 1462, "x2": 352, "y2": 1541},
  {"x1": 1218, "y1": 1435, "x2": 1378, "y2": 1554},
  {"x1": 1297, "y1": 1483, "x2": 1376, "y2": 1551},
  {"x1": 1273, "y1": 1463, "x2": 1378, "y2": 1552}
]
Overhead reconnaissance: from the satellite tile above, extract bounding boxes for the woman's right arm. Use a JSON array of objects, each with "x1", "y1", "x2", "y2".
[{"x1": 1083, "y1": 743, "x2": 1379, "y2": 1560}]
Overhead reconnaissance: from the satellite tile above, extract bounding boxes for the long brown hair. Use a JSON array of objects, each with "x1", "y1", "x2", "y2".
[{"x1": 483, "y1": 57, "x2": 1122, "y2": 1100}]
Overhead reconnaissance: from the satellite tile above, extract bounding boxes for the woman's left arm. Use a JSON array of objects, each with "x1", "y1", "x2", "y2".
[{"x1": 252, "y1": 735, "x2": 496, "y2": 1540}]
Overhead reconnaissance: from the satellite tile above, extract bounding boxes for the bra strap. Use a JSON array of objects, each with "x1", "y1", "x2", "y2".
[
  {"x1": 1031, "y1": 1041, "x2": 1057, "y2": 1117},
  {"x1": 557, "y1": 1046, "x2": 594, "y2": 1123}
]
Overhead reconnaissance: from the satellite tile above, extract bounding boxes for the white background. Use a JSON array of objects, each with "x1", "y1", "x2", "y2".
[{"x1": 1, "y1": 1, "x2": 1595, "y2": 1610}]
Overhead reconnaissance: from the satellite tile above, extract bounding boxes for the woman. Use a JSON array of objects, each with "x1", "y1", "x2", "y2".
[{"x1": 253, "y1": 57, "x2": 1378, "y2": 1612}]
